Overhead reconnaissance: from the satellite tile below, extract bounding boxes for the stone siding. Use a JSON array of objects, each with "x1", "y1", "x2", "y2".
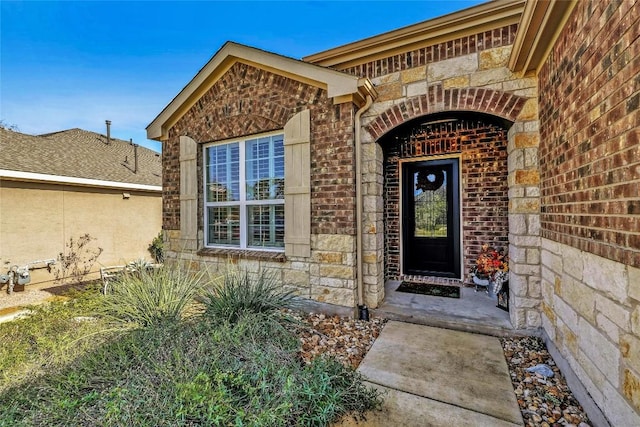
[
  {"x1": 541, "y1": 238, "x2": 640, "y2": 425},
  {"x1": 164, "y1": 233, "x2": 357, "y2": 308},
  {"x1": 538, "y1": 0, "x2": 640, "y2": 423}
]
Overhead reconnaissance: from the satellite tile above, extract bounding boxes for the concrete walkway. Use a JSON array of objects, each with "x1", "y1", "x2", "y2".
[{"x1": 340, "y1": 321, "x2": 523, "y2": 426}]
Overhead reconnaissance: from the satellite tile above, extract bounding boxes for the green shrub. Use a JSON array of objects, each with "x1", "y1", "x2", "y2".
[
  {"x1": 201, "y1": 268, "x2": 296, "y2": 323},
  {"x1": 148, "y1": 231, "x2": 164, "y2": 263},
  {"x1": 101, "y1": 266, "x2": 206, "y2": 327},
  {"x1": 0, "y1": 267, "x2": 382, "y2": 426}
]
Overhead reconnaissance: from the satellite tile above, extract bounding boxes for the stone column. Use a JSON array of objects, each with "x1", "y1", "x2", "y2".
[
  {"x1": 360, "y1": 129, "x2": 385, "y2": 308},
  {"x1": 507, "y1": 110, "x2": 542, "y2": 329}
]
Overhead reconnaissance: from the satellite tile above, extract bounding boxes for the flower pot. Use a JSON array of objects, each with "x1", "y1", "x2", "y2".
[
  {"x1": 487, "y1": 280, "x2": 499, "y2": 300},
  {"x1": 472, "y1": 274, "x2": 490, "y2": 287}
]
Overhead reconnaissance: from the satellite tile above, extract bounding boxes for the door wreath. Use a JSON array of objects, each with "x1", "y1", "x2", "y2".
[{"x1": 416, "y1": 168, "x2": 445, "y2": 192}]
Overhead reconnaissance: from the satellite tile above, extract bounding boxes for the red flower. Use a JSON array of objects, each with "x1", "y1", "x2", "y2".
[{"x1": 472, "y1": 244, "x2": 509, "y2": 281}]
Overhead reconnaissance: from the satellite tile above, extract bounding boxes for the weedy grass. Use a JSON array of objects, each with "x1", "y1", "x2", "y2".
[
  {"x1": 0, "y1": 284, "x2": 114, "y2": 393},
  {"x1": 0, "y1": 266, "x2": 382, "y2": 427}
]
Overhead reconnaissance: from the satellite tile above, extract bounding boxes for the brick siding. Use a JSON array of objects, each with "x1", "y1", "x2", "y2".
[
  {"x1": 539, "y1": 0, "x2": 640, "y2": 267},
  {"x1": 366, "y1": 86, "x2": 527, "y2": 140},
  {"x1": 163, "y1": 62, "x2": 356, "y2": 236},
  {"x1": 339, "y1": 24, "x2": 518, "y2": 79},
  {"x1": 382, "y1": 118, "x2": 509, "y2": 279}
]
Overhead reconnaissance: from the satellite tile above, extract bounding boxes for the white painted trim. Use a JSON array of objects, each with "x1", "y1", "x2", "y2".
[
  {"x1": 0, "y1": 169, "x2": 162, "y2": 192},
  {"x1": 202, "y1": 131, "x2": 285, "y2": 251}
]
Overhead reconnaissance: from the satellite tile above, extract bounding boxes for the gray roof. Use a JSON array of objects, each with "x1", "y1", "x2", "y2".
[{"x1": 0, "y1": 127, "x2": 161, "y2": 187}]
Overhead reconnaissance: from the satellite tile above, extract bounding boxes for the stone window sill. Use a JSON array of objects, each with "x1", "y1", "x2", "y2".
[{"x1": 196, "y1": 247, "x2": 286, "y2": 263}]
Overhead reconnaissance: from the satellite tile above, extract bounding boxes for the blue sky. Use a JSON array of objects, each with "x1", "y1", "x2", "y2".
[{"x1": 1, "y1": 0, "x2": 485, "y2": 152}]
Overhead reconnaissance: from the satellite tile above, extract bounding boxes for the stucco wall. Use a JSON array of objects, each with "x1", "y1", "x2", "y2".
[
  {"x1": 538, "y1": 0, "x2": 640, "y2": 424},
  {"x1": 0, "y1": 180, "x2": 162, "y2": 286}
]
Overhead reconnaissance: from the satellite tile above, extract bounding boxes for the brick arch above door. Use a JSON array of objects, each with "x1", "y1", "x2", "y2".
[{"x1": 365, "y1": 85, "x2": 528, "y2": 139}]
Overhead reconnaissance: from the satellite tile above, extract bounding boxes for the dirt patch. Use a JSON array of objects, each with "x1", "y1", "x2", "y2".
[{"x1": 0, "y1": 288, "x2": 56, "y2": 311}]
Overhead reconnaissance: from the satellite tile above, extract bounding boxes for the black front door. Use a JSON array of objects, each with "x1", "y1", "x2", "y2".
[{"x1": 402, "y1": 159, "x2": 460, "y2": 277}]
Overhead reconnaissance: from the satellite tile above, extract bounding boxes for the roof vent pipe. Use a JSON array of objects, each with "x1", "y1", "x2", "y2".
[
  {"x1": 130, "y1": 138, "x2": 138, "y2": 174},
  {"x1": 134, "y1": 143, "x2": 138, "y2": 174},
  {"x1": 105, "y1": 120, "x2": 112, "y2": 144}
]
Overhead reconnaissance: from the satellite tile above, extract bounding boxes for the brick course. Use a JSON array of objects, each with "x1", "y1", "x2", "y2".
[
  {"x1": 366, "y1": 86, "x2": 527, "y2": 139},
  {"x1": 339, "y1": 24, "x2": 518, "y2": 79}
]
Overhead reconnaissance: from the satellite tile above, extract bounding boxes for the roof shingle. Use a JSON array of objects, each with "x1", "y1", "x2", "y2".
[{"x1": 0, "y1": 127, "x2": 161, "y2": 187}]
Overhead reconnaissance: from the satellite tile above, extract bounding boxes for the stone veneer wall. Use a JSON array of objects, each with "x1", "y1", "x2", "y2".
[
  {"x1": 538, "y1": 0, "x2": 640, "y2": 424},
  {"x1": 354, "y1": 25, "x2": 542, "y2": 326},
  {"x1": 381, "y1": 119, "x2": 509, "y2": 281},
  {"x1": 162, "y1": 62, "x2": 360, "y2": 307}
]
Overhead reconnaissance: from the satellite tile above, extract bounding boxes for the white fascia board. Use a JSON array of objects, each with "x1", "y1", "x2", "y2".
[{"x1": 0, "y1": 169, "x2": 162, "y2": 192}]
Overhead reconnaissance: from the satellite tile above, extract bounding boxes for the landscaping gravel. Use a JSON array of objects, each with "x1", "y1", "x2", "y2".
[
  {"x1": 296, "y1": 311, "x2": 592, "y2": 427},
  {"x1": 296, "y1": 311, "x2": 386, "y2": 368},
  {"x1": 501, "y1": 336, "x2": 591, "y2": 427}
]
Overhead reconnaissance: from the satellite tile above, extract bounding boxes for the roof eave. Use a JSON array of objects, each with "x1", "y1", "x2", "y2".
[
  {"x1": 303, "y1": 0, "x2": 525, "y2": 69},
  {"x1": 508, "y1": 0, "x2": 578, "y2": 74},
  {"x1": 0, "y1": 169, "x2": 162, "y2": 192}
]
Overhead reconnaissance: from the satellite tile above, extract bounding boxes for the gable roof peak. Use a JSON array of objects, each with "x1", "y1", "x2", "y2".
[{"x1": 147, "y1": 41, "x2": 376, "y2": 141}]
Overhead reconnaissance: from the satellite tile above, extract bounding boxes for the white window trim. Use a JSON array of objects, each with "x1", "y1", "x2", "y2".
[{"x1": 203, "y1": 130, "x2": 285, "y2": 252}]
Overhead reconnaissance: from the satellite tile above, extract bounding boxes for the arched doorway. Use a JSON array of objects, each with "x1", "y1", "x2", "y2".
[{"x1": 378, "y1": 112, "x2": 512, "y2": 283}]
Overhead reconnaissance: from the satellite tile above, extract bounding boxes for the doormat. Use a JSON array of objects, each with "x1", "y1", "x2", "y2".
[{"x1": 396, "y1": 281, "x2": 460, "y2": 299}]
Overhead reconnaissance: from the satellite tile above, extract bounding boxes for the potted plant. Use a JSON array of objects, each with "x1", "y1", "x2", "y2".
[{"x1": 471, "y1": 244, "x2": 509, "y2": 302}]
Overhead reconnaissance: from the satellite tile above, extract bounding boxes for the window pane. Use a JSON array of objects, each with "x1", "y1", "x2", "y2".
[
  {"x1": 246, "y1": 135, "x2": 284, "y2": 201},
  {"x1": 414, "y1": 169, "x2": 447, "y2": 238},
  {"x1": 205, "y1": 143, "x2": 239, "y2": 202},
  {"x1": 207, "y1": 206, "x2": 240, "y2": 246},
  {"x1": 247, "y1": 204, "x2": 284, "y2": 248}
]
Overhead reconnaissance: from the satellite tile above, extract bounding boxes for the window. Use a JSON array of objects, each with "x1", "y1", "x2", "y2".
[{"x1": 204, "y1": 133, "x2": 284, "y2": 250}]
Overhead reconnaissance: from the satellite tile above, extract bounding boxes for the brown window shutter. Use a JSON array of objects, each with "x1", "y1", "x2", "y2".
[
  {"x1": 284, "y1": 109, "x2": 311, "y2": 258},
  {"x1": 179, "y1": 135, "x2": 198, "y2": 251}
]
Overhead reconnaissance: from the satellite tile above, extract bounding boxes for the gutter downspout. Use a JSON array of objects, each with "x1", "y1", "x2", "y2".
[{"x1": 355, "y1": 94, "x2": 374, "y2": 320}]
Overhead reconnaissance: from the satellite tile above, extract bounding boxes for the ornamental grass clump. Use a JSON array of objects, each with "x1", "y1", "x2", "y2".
[
  {"x1": 202, "y1": 268, "x2": 296, "y2": 323},
  {"x1": 101, "y1": 265, "x2": 206, "y2": 327}
]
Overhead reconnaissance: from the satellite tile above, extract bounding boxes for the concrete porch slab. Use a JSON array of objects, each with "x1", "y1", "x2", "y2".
[
  {"x1": 373, "y1": 280, "x2": 523, "y2": 337},
  {"x1": 356, "y1": 321, "x2": 523, "y2": 426}
]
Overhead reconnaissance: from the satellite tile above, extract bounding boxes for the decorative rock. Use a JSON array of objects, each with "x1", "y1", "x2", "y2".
[
  {"x1": 289, "y1": 310, "x2": 592, "y2": 427},
  {"x1": 501, "y1": 336, "x2": 591, "y2": 426}
]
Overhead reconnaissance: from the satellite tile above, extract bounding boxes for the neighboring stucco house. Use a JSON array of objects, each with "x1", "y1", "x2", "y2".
[
  {"x1": 147, "y1": 0, "x2": 639, "y2": 424},
  {"x1": 0, "y1": 126, "x2": 162, "y2": 286}
]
